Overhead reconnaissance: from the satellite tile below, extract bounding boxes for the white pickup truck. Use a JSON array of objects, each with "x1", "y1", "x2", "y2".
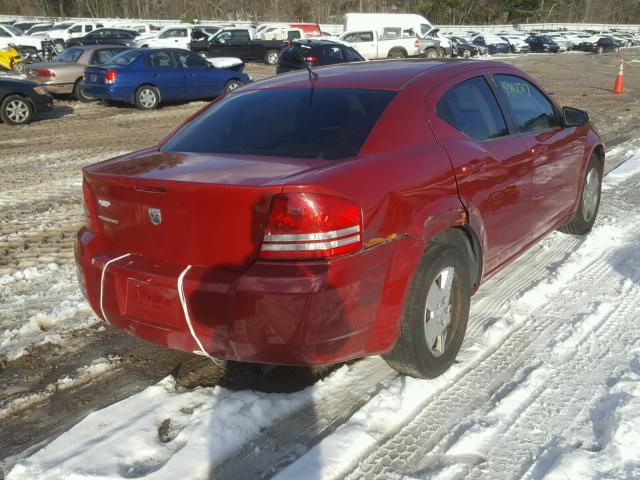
[{"x1": 338, "y1": 29, "x2": 421, "y2": 59}]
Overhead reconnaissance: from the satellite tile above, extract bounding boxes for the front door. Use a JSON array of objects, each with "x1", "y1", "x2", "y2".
[
  {"x1": 175, "y1": 50, "x2": 222, "y2": 98},
  {"x1": 492, "y1": 74, "x2": 584, "y2": 233}
]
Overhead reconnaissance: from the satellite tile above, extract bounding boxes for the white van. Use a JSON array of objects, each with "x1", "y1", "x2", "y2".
[{"x1": 343, "y1": 13, "x2": 432, "y2": 38}]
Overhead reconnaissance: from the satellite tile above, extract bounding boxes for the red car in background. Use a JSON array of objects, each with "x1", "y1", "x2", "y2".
[{"x1": 75, "y1": 60, "x2": 604, "y2": 379}]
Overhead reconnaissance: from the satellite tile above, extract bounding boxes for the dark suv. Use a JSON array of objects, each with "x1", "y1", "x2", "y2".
[
  {"x1": 66, "y1": 28, "x2": 139, "y2": 48},
  {"x1": 277, "y1": 39, "x2": 365, "y2": 74}
]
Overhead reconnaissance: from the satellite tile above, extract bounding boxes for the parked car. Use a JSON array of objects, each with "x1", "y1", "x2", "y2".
[
  {"x1": 577, "y1": 36, "x2": 619, "y2": 54},
  {"x1": 0, "y1": 24, "x2": 44, "y2": 52},
  {"x1": 76, "y1": 60, "x2": 603, "y2": 379},
  {"x1": 204, "y1": 28, "x2": 288, "y2": 65},
  {"x1": 66, "y1": 28, "x2": 139, "y2": 48},
  {"x1": 547, "y1": 33, "x2": 573, "y2": 51},
  {"x1": 526, "y1": 35, "x2": 561, "y2": 53},
  {"x1": 12, "y1": 22, "x2": 40, "y2": 32},
  {"x1": 339, "y1": 29, "x2": 421, "y2": 59},
  {"x1": 24, "y1": 22, "x2": 53, "y2": 37},
  {"x1": 46, "y1": 22, "x2": 104, "y2": 50},
  {"x1": 0, "y1": 77, "x2": 52, "y2": 125},
  {"x1": 448, "y1": 36, "x2": 483, "y2": 57},
  {"x1": 26, "y1": 45, "x2": 130, "y2": 101},
  {"x1": 471, "y1": 34, "x2": 510, "y2": 54},
  {"x1": 81, "y1": 48, "x2": 251, "y2": 109},
  {"x1": 137, "y1": 24, "x2": 199, "y2": 50},
  {"x1": 500, "y1": 35, "x2": 530, "y2": 53},
  {"x1": 276, "y1": 39, "x2": 364, "y2": 74}
]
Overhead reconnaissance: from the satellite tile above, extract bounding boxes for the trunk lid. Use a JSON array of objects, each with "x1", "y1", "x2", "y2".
[
  {"x1": 83, "y1": 150, "x2": 331, "y2": 269},
  {"x1": 83, "y1": 66, "x2": 109, "y2": 85}
]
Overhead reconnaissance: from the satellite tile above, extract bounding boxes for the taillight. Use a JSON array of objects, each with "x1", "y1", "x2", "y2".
[
  {"x1": 104, "y1": 70, "x2": 117, "y2": 84},
  {"x1": 82, "y1": 179, "x2": 96, "y2": 230},
  {"x1": 36, "y1": 69, "x2": 55, "y2": 78},
  {"x1": 260, "y1": 193, "x2": 363, "y2": 260},
  {"x1": 304, "y1": 56, "x2": 317, "y2": 63},
  {"x1": 414, "y1": 38, "x2": 420, "y2": 48}
]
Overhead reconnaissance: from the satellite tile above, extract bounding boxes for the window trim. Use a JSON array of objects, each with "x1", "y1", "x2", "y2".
[{"x1": 488, "y1": 73, "x2": 563, "y2": 136}]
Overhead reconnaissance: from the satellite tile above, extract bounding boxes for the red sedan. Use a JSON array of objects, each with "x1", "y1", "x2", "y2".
[{"x1": 75, "y1": 60, "x2": 604, "y2": 378}]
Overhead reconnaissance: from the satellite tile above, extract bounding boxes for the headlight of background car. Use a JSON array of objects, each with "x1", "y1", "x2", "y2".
[{"x1": 33, "y1": 87, "x2": 48, "y2": 95}]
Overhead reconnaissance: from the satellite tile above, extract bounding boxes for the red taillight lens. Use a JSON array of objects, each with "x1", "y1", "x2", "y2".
[
  {"x1": 104, "y1": 70, "x2": 117, "y2": 84},
  {"x1": 304, "y1": 56, "x2": 317, "y2": 63},
  {"x1": 36, "y1": 69, "x2": 55, "y2": 78},
  {"x1": 260, "y1": 193, "x2": 363, "y2": 260},
  {"x1": 414, "y1": 38, "x2": 420, "y2": 47},
  {"x1": 82, "y1": 179, "x2": 96, "y2": 230}
]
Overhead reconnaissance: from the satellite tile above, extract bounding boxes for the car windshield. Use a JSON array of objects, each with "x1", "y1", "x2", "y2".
[
  {"x1": 106, "y1": 50, "x2": 141, "y2": 66},
  {"x1": 162, "y1": 88, "x2": 396, "y2": 160},
  {"x1": 53, "y1": 48, "x2": 83, "y2": 62},
  {"x1": 4, "y1": 24, "x2": 22, "y2": 36}
]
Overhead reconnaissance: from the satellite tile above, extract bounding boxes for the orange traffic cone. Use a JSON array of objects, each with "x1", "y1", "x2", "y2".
[{"x1": 613, "y1": 59, "x2": 624, "y2": 94}]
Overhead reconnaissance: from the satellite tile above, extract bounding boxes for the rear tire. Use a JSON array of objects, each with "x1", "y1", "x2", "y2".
[
  {"x1": 596, "y1": 46, "x2": 604, "y2": 54},
  {"x1": 223, "y1": 79, "x2": 243, "y2": 94},
  {"x1": 0, "y1": 95, "x2": 33, "y2": 125},
  {"x1": 559, "y1": 154, "x2": 602, "y2": 235},
  {"x1": 437, "y1": 47, "x2": 446, "y2": 58},
  {"x1": 383, "y1": 243, "x2": 471, "y2": 379},
  {"x1": 134, "y1": 85, "x2": 159, "y2": 110},
  {"x1": 265, "y1": 50, "x2": 279, "y2": 65},
  {"x1": 388, "y1": 48, "x2": 406, "y2": 59},
  {"x1": 73, "y1": 79, "x2": 92, "y2": 102}
]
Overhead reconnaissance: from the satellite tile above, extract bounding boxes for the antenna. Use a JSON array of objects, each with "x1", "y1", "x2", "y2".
[{"x1": 291, "y1": 41, "x2": 318, "y2": 82}]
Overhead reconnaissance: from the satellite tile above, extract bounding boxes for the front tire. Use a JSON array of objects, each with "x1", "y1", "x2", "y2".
[
  {"x1": 0, "y1": 95, "x2": 33, "y2": 125},
  {"x1": 424, "y1": 47, "x2": 438, "y2": 59},
  {"x1": 384, "y1": 243, "x2": 471, "y2": 379},
  {"x1": 265, "y1": 50, "x2": 279, "y2": 65},
  {"x1": 559, "y1": 154, "x2": 602, "y2": 235},
  {"x1": 223, "y1": 79, "x2": 243, "y2": 94},
  {"x1": 134, "y1": 86, "x2": 159, "y2": 110},
  {"x1": 73, "y1": 79, "x2": 93, "y2": 102}
]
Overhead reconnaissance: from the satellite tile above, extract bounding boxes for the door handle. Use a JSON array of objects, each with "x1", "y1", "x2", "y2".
[{"x1": 461, "y1": 159, "x2": 485, "y2": 174}]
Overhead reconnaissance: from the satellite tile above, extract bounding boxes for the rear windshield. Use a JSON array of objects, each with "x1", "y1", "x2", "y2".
[
  {"x1": 162, "y1": 88, "x2": 396, "y2": 160},
  {"x1": 106, "y1": 50, "x2": 141, "y2": 66},
  {"x1": 54, "y1": 48, "x2": 83, "y2": 63}
]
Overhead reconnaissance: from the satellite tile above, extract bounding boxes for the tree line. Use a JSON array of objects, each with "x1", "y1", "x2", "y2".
[{"x1": 3, "y1": 0, "x2": 640, "y2": 25}]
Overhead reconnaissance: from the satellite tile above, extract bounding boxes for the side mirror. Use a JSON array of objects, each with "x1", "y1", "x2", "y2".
[{"x1": 563, "y1": 107, "x2": 589, "y2": 127}]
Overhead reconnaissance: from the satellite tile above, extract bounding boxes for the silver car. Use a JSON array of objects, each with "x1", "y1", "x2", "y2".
[{"x1": 25, "y1": 45, "x2": 129, "y2": 101}]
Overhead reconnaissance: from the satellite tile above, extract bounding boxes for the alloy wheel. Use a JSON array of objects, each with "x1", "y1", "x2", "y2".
[
  {"x1": 138, "y1": 88, "x2": 157, "y2": 109},
  {"x1": 6, "y1": 99, "x2": 30, "y2": 124},
  {"x1": 582, "y1": 167, "x2": 600, "y2": 223},
  {"x1": 424, "y1": 266, "x2": 455, "y2": 357}
]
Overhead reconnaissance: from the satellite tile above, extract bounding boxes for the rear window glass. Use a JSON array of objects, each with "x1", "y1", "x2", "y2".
[
  {"x1": 162, "y1": 88, "x2": 395, "y2": 160},
  {"x1": 54, "y1": 48, "x2": 83, "y2": 62},
  {"x1": 106, "y1": 50, "x2": 141, "y2": 66}
]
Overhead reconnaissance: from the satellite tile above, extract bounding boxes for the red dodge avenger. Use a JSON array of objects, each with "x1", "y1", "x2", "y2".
[{"x1": 75, "y1": 60, "x2": 604, "y2": 378}]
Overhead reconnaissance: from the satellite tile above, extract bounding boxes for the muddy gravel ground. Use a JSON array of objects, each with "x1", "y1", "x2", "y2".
[{"x1": 1, "y1": 52, "x2": 639, "y2": 477}]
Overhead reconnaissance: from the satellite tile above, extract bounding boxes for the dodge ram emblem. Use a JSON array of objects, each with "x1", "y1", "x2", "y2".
[{"x1": 148, "y1": 208, "x2": 162, "y2": 226}]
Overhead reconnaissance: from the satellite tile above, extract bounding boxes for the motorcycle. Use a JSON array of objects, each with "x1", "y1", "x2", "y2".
[{"x1": 0, "y1": 45, "x2": 24, "y2": 74}]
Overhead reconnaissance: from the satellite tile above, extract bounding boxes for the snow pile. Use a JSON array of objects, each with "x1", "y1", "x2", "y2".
[
  {"x1": 0, "y1": 263, "x2": 97, "y2": 361},
  {"x1": 6, "y1": 366, "x2": 356, "y2": 480}
]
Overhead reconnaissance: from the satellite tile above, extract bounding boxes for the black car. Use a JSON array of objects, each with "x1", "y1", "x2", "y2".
[
  {"x1": 448, "y1": 36, "x2": 482, "y2": 57},
  {"x1": 526, "y1": 35, "x2": 560, "y2": 53},
  {"x1": 0, "y1": 78, "x2": 53, "y2": 125},
  {"x1": 204, "y1": 29, "x2": 288, "y2": 65},
  {"x1": 276, "y1": 39, "x2": 365, "y2": 74},
  {"x1": 578, "y1": 36, "x2": 619, "y2": 54},
  {"x1": 66, "y1": 28, "x2": 139, "y2": 48}
]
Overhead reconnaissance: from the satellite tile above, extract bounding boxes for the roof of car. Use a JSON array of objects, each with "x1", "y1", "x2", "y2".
[
  {"x1": 73, "y1": 44, "x2": 131, "y2": 51},
  {"x1": 248, "y1": 59, "x2": 511, "y2": 91},
  {"x1": 292, "y1": 38, "x2": 346, "y2": 46}
]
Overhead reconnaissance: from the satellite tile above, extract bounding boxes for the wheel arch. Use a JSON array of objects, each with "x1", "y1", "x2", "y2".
[{"x1": 388, "y1": 47, "x2": 408, "y2": 57}]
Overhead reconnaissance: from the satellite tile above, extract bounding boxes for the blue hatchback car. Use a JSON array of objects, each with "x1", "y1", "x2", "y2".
[{"x1": 82, "y1": 48, "x2": 251, "y2": 109}]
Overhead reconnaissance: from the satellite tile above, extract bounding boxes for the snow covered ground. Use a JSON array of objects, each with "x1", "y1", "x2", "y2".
[{"x1": 4, "y1": 146, "x2": 640, "y2": 479}]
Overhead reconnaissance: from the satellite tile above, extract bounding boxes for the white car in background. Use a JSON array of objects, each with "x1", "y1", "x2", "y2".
[
  {"x1": 44, "y1": 22, "x2": 103, "y2": 48},
  {"x1": 0, "y1": 24, "x2": 44, "y2": 51},
  {"x1": 500, "y1": 34, "x2": 531, "y2": 53},
  {"x1": 548, "y1": 33, "x2": 574, "y2": 51}
]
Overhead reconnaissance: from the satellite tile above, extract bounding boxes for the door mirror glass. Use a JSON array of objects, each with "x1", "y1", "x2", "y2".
[{"x1": 563, "y1": 107, "x2": 588, "y2": 127}]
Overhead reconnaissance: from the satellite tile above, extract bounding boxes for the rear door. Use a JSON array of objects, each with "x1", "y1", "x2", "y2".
[
  {"x1": 492, "y1": 74, "x2": 584, "y2": 233},
  {"x1": 227, "y1": 30, "x2": 252, "y2": 59},
  {"x1": 341, "y1": 31, "x2": 377, "y2": 59},
  {"x1": 427, "y1": 73, "x2": 535, "y2": 274},
  {"x1": 145, "y1": 51, "x2": 185, "y2": 100}
]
